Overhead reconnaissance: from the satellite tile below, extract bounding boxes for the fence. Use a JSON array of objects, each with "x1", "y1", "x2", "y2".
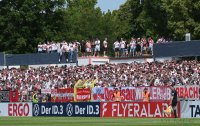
[
  {"x1": 0, "y1": 52, "x2": 4, "y2": 66},
  {"x1": 0, "y1": 52, "x2": 78, "y2": 66},
  {"x1": 154, "y1": 41, "x2": 200, "y2": 58}
]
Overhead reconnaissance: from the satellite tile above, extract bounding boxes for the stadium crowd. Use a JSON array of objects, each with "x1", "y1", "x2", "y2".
[
  {"x1": 0, "y1": 60, "x2": 199, "y2": 101},
  {"x1": 37, "y1": 37, "x2": 171, "y2": 58}
]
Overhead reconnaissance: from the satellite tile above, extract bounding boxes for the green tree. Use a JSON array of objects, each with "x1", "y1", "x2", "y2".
[
  {"x1": 0, "y1": 0, "x2": 66, "y2": 53},
  {"x1": 162, "y1": 0, "x2": 200, "y2": 40},
  {"x1": 113, "y1": 0, "x2": 167, "y2": 39},
  {"x1": 65, "y1": 0, "x2": 102, "y2": 40}
]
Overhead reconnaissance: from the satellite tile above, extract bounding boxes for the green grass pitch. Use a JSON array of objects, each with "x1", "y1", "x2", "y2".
[{"x1": 0, "y1": 117, "x2": 200, "y2": 126}]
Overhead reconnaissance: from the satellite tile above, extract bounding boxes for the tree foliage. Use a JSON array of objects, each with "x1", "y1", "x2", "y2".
[{"x1": 113, "y1": 0, "x2": 200, "y2": 41}]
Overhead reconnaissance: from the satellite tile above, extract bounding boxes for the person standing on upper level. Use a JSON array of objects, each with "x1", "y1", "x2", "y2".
[
  {"x1": 120, "y1": 38, "x2": 125, "y2": 57},
  {"x1": 94, "y1": 38, "x2": 101, "y2": 57},
  {"x1": 130, "y1": 38, "x2": 136, "y2": 57},
  {"x1": 113, "y1": 40, "x2": 120, "y2": 58},
  {"x1": 103, "y1": 38, "x2": 108, "y2": 57}
]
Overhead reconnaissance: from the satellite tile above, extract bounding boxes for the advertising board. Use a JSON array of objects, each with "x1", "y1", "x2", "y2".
[
  {"x1": 32, "y1": 102, "x2": 100, "y2": 117},
  {"x1": 175, "y1": 85, "x2": 199, "y2": 100},
  {"x1": 76, "y1": 88, "x2": 91, "y2": 101},
  {"x1": 181, "y1": 101, "x2": 200, "y2": 118},
  {"x1": 100, "y1": 102, "x2": 180, "y2": 118},
  {"x1": 0, "y1": 103, "x2": 32, "y2": 116},
  {"x1": 93, "y1": 87, "x2": 171, "y2": 101},
  {"x1": 92, "y1": 86, "x2": 200, "y2": 101}
]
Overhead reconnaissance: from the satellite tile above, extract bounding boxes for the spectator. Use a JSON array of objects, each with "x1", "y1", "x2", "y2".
[
  {"x1": 86, "y1": 40, "x2": 91, "y2": 56},
  {"x1": 103, "y1": 38, "x2": 108, "y2": 57},
  {"x1": 91, "y1": 40, "x2": 95, "y2": 56},
  {"x1": 130, "y1": 38, "x2": 136, "y2": 57},
  {"x1": 148, "y1": 37, "x2": 154, "y2": 55},
  {"x1": 157, "y1": 37, "x2": 166, "y2": 43},
  {"x1": 135, "y1": 40, "x2": 141, "y2": 56},
  {"x1": 140, "y1": 38, "x2": 143, "y2": 55},
  {"x1": 37, "y1": 42, "x2": 43, "y2": 53},
  {"x1": 47, "y1": 41, "x2": 52, "y2": 53},
  {"x1": 68, "y1": 42, "x2": 73, "y2": 62},
  {"x1": 73, "y1": 41, "x2": 79, "y2": 63},
  {"x1": 113, "y1": 40, "x2": 120, "y2": 58},
  {"x1": 42, "y1": 42, "x2": 47, "y2": 53},
  {"x1": 51, "y1": 41, "x2": 58, "y2": 53},
  {"x1": 142, "y1": 38, "x2": 148, "y2": 55},
  {"x1": 57, "y1": 42, "x2": 61, "y2": 54},
  {"x1": 120, "y1": 38, "x2": 126, "y2": 57},
  {"x1": 81, "y1": 40, "x2": 86, "y2": 57},
  {"x1": 59, "y1": 41, "x2": 68, "y2": 63},
  {"x1": 94, "y1": 38, "x2": 101, "y2": 56},
  {"x1": 124, "y1": 41, "x2": 129, "y2": 57},
  {"x1": 36, "y1": 36, "x2": 172, "y2": 57}
]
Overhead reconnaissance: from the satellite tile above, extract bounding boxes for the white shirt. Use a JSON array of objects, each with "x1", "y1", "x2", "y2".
[
  {"x1": 38, "y1": 44, "x2": 43, "y2": 51},
  {"x1": 51, "y1": 43, "x2": 58, "y2": 51},
  {"x1": 130, "y1": 41, "x2": 136, "y2": 48},
  {"x1": 57, "y1": 43, "x2": 61, "y2": 53},
  {"x1": 95, "y1": 40, "x2": 100, "y2": 47},
  {"x1": 47, "y1": 44, "x2": 51, "y2": 51},
  {"x1": 73, "y1": 44, "x2": 78, "y2": 52},
  {"x1": 103, "y1": 40, "x2": 107, "y2": 48},
  {"x1": 120, "y1": 41, "x2": 125, "y2": 48},
  {"x1": 42, "y1": 44, "x2": 47, "y2": 51},
  {"x1": 149, "y1": 39, "x2": 154, "y2": 46},
  {"x1": 61, "y1": 43, "x2": 69, "y2": 52},
  {"x1": 68, "y1": 43, "x2": 73, "y2": 51},
  {"x1": 114, "y1": 41, "x2": 120, "y2": 48}
]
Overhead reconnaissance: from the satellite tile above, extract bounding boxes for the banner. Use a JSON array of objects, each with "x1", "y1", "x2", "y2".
[
  {"x1": 0, "y1": 90, "x2": 10, "y2": 102},
  {"x1": 92, "y1": 87, "x2": 171, "y2": 102},
  {"x1": 100, "y1": 102, "x2": 180, "y2": 118},
  {"x1": 9, "y1": 90, "x2": 19, "y2": 102},
  {"x1": 175, "y1": 85, "x2": 199, "y2": 100},
  {"x1": 76, "y1": 88, "x2": 91, "y2": 101},
  {"x1": 0, "y1": 103, "x2": 32, "y2": 116},
  {"x1": 41, "y1": 88, "x2": 74, "y2": 102},
  {"x1": 32, "y1": 102, "x2": 100, "y2": 117},
  {"x1": 92, "y1": 87, "x2": 104, "y2": 101},
  {"x1": 41, "y1": 89, "x2": 51, "y2": 94},
  {"x1": 181, "y1": 101, "x2": 200, "y2": 118}
]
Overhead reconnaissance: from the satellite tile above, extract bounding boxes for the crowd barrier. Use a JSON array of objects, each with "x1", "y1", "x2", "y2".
[{"x1": 1, "y1": 101, "x2": 200, "y2": 118}]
